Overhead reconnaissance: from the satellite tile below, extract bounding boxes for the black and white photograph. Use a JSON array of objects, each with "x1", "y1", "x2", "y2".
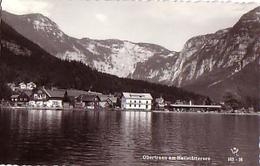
[{"x1": 0, "y1": 0, "x2": 260, "y2": 165}]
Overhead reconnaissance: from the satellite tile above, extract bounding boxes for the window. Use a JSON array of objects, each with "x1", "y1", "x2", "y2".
[
  {"x1": 129, "y1": 104, "x2": 132, "y2": 107},
  {"x1": 146, "y1": 101, "x2": 149, "y2": 104},
  {"x1": 134, "y1": 104, "x2": 136, "y2": 107},
  {"x1": 146, "y1": 105, "x2": 148, "y2": 109},
  {"x1": 139, "y1": 105, "x2": 141, "y2": 107}
]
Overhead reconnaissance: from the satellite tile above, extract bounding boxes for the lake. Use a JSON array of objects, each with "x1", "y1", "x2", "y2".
[{"x1": 0, "y1": 109, "x2": 259, "y2": 165}]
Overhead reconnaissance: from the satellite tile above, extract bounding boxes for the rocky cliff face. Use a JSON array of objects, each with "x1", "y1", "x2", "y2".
[
  {"x1": 77, "y1": 39, "x2": 176, "y2": 77},
  {"x1": 133, "y1": 7, "x2": 259, "y2": 89},
  {"x1": 132, "y1": 6, "x2": 260, "y2": 104},
  {"x1": 1, "y1": 20, "x2": 204, "y2": 103},
  {"x1": 178, "y1": 6, "x2": 259, "y2": 103},
  {"x1": 2, "y1": 6, "x2": 260, "y2": 104},
  {"x1": 2, "y1": 11, "x2": 176, "y2": 78}
]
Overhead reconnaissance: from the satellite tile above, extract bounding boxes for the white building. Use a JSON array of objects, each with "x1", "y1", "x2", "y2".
[
  {"x1": 29, "y1": 88, "x2": 63, "y2": 109},
  {"x1": 19, "y1": 82, "x2": 27, "y2": 89},
  {"x1": 155, "y1": 97, "x2": 165, "y2": 109},
  {"x1": 17, "y1": 82, "x2": 37, "y2": 90},
  {"x1": 121, "y1": 92, "x2": 153, "y2": 110},
  {"x1": 26, "y1": 82, "x2": 37, "y2": 90}
]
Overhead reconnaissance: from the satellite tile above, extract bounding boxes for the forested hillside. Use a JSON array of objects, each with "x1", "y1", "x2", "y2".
[{"x1": 0, "y1": 21, "x2": 204, "y2": 103}]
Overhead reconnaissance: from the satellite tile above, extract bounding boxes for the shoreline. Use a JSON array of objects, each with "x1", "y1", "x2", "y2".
[
  {"x1": 152, "y1": 110, "x2": 260, "y2": 116},
  {"x1": 1, "y1": 105, "x2": 259, "y2": 116}
]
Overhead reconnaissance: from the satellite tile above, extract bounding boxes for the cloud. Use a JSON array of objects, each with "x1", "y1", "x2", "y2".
[
  {"x1": 2, "y1": 0, "x2": 259, "y2": 51},
  {"x1": 2, "y1": 0, "x2": 52, "y2": 16},
  {"x1": 95, "y1": 14, "x2": 108, "y2": 23}
]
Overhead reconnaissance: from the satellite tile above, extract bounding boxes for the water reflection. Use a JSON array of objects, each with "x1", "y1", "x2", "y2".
[{"x1": 0, "y1": 110, "x2": 259, "y2": 166}]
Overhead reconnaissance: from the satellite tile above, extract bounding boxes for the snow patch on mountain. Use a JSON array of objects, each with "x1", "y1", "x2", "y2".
[
  {"x1": 33, "y1": 17, "x2": 54, "y2": 31},
  {"x1": 92, "y1": 41, "x2": 155, "y2": 77},
  {"x1": 56, "y1": 46, "x2": 85, "y2": 63}
]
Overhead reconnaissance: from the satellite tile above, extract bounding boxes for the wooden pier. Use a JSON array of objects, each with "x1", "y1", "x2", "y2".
[{"x1": 166, "y1": 104, "x2": 222, "y2": 111}]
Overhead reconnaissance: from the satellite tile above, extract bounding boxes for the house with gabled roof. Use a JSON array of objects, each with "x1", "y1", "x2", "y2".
[
  {"x1": 43, "y1": 88, "x2": 65, "y2": 109},
  {"x1": 76, "y1": 94, "x2": 100, "y2": 109},
  {"x1": 98, "y1": 94, "x2": 118, "y2": 108},
  {"x1": 11, "y1": 92, "x2": 30, "y2": 106},
  {"x1": 29, "y1": 88, "x2": 48, "y2": 107},
  {"x1": 28, "y1": 87, "x2": 105, "y2": 109}
]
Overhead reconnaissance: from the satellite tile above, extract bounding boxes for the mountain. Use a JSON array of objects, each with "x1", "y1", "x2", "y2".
[
  {"x1": 2, "y1": 11, "x2": 177, "y2": 78},
  {"x1": 179, "y1": 6, "x2": 260, "y2": 106},
  {"x1": 134, "y1": 7, "x2": 260, "y2": 85},
  {"x1": 0, "y1": 20, "x2": 204, "y2": 103},
  {"x1": 2, "y1": 7, "x2": 260, "y2": 108},
  {"x1": 132, "y1": 6, "x2": 260, "y2": 107}
]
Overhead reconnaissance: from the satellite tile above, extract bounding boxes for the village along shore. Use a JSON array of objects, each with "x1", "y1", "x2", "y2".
[{"x1": 0, "y1": 82, "x2": 259, "y2": 114}]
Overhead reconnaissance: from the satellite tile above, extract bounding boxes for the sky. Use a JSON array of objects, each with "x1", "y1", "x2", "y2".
[{"x1": 2, "y1": 0, "x2": 260, "y2": 51}]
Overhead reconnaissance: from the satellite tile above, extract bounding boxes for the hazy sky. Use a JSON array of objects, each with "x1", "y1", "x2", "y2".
[{"x1": 2, "y1": 0, "x2": 260, "y2": 51}]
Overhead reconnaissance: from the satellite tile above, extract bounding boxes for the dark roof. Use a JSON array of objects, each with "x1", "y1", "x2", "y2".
[
  {"x1": 42, "y1": 88, "x2": 103, "y2": 99},
  {"x1": 11, "y1": 92, "x2": 30, "y2": 99},
  {"x1": 67, "y1": 89, "x2": 102, "y2": 97},
  {"x1": 66, "y1": 89, "x2": 90, "y2": 97},
  {"x1": 98, "y1": 94, "x2": 117, "y2": 103},
  {"x1": 50, "y1": 89, "x2": 102, "y2": 98},
  {"x1": 78, "y1": 94, "x2": 100, "y2": 102},
  {"x1": 19, "y1": 92, "x2": 30, "y2": 98},
  {"x1": 44, "y1": 89, "x2": 65, "y2": 98}
]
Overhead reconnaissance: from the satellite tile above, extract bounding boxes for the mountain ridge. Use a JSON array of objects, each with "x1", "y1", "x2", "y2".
[
  {"x1": 2, "y1": 6, "x2": 260, "y2": 108},
  {"x1": 2, "y1": 10, "x2": 177, "y2": 78},
  {"x1": 0, "y1": 20, "x2": 204, "y2": 103}
]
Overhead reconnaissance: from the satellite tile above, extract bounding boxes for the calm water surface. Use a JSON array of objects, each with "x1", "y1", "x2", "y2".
[{"x1": 0, "y1": 109, "x2": 259, "y2": 166}]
